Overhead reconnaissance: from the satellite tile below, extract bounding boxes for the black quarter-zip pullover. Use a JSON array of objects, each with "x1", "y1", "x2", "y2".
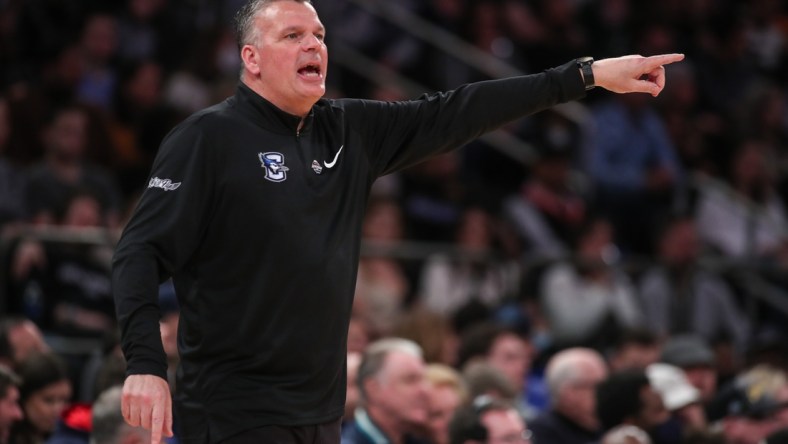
[{"x1": 112, "y1": 60, "x2": 585, "y2": 442}]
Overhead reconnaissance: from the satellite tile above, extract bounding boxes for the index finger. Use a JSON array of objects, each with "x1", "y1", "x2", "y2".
[
  {"x1": 151, "y1": 400, "x2": 164, "y2": 444},
  {"x1": 644, "y1": 53, "x2": 685, "y2": 68}
]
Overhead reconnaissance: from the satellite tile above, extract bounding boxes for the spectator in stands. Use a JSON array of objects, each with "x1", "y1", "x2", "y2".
[
  {"x1": 75, "y1": 14, "x2": 119, "y2": 110},
  {"x1": 393, "y1": 308, "x2": 459, "y2": 366},
  {"x1": 90, "y1": 385, "x2": 149, "y2": 444},
  {"x1": 456, "y1": 322, "x2": 534, "y2": 418},
  {"x1": 539, "y1": 217, "x2": 642, "y2": 350},
  {"x1": 0, "y1": 316, "x2": 49, "y2": 370},
  {"x1": 646, "y1": 363, "x2": 707, "y2": 444},
  {"x1": 10, "y1": 352, "x2": 73, "y2": 444},
  {"x1": 461, "y1": 361, "x2": 519, "y2": 406},
  {"x1": 607, "y1": 328, "x2": 662, "y2": 372},
  {"x1": 601, "y1": 424, "x2": 653, "y2": 444},
  {"x1": 354, "y1": 197, "x2": 411, "y2": 340},
  {"x1": 696, "y1": 139, "x2": 788, "y2": 267},
  {"x1": 595, "y1": 369, "x2": 669, "y2": 439},
  {"x1": 709, "y1": 365, "x2": 788, "y2": 444},
  {"x1": 25, "y1": 105, "x2": 122, "y2": 228},
  {"x1": 448, "y1": 395, "x2": 533, "y2": 444},
  {"x1": 0, "y1": 365, "x2": 23, "y2": 444},
  {"x1": 585, "y1": 88, "x2": 683, "y2": 255},
  {"x1": 503, "y1": 110, "x2": 587, "y2": 260},
  {"x1": 638, "y1": 215, "x2": 749, "y2": 353},
  {"x1": 425, "y1": 364, "x2": 467, "y2": 444},
  {"x1": 660, "y1": 335, "x2": 719, "y2": 405},
  {"x1": 530, "y1": 347, "x2": 607, "y2": 444},
  {"x1": 420, "y1": 205, "x2": 520, "y2": 317},
  {"x1": 342, "y1": 338, "x2": 430, "y2": 444},
  {"x1": 400, "y1": 151, "x2": 465, "y2": 243},
  {"x1": 10, "y1": 190, "x2": 115, "y2": 337}
]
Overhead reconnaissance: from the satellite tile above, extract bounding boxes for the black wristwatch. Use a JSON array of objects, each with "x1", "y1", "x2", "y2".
[{"x1": 577, "y1": 57, "x2": 595, "y2": 91}]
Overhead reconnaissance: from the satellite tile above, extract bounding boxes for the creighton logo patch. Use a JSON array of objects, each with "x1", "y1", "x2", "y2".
[{"x1": 259, "y1": 152, "x2": 290, "y2": 182}]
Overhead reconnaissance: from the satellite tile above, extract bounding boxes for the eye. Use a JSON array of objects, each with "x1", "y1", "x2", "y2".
[
  {"x1": 286, "y1": 33, "x2": 299, "y2": 40},
  {"x1": 315, "y1": 33, "x2": 325, "y2": 42}
]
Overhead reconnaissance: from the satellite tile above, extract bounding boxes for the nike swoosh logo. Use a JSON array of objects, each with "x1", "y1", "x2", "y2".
[{"x1": 323, "y1": 145, "x2": 344, "y2": 168}]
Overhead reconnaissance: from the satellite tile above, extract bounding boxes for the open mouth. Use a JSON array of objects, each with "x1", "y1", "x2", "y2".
[{"x1": 298, "y1": 62, "x2": 322, "y2": 79}]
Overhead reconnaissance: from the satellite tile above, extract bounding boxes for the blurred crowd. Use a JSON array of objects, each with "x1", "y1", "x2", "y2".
[{"x1": 1, "y1": 0, "x2": 788, "y2": 443}]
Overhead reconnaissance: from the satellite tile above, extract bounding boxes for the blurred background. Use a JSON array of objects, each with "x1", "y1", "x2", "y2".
[{"x1": 1, "y1": 0, "x2": 788, "y2": 443}]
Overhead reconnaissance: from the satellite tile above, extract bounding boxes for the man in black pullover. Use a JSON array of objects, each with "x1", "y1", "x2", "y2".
[{"x1": 113, "y1": 0, "x2": 684, "y2": 442}]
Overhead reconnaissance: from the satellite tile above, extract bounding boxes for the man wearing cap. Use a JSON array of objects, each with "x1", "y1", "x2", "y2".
[
  {"x1": 660, "y1": 335, "x2": 718, "y2": 404},
  {"x1": 711, "y1": 365, "x2": 788, "y2": 444},
  {"x1": 646, "y1": 363, "x2": 707, "y2": 443}
]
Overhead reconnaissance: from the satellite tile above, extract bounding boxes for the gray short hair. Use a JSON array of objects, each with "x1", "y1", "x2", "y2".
[
  {"x1": 234, "y1": 0, "x2": 313, "y2": 50},
  {"x1": 90, "y1": 385, "x2": 148, "y2": 444},
  {"x1": 545, "y1": 348, "x2": 606, "y2": 403},
  {"x1": 357, "y1": 338, "x2": 423, "y2": 403}
]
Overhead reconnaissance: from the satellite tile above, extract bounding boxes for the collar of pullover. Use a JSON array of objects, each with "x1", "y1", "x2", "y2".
[{"x1": 234, "y1": 82, "x2": 315, "y2": 135}]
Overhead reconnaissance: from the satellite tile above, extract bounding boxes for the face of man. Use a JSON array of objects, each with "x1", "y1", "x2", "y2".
[
  {"x1": 610, "y1": 344, "x2": 660, "y2": 372},
  {"x1": 480, "y1": 408, "x2": 532, "y2": 444},
  {"x1": 0, "y1": 386, "x2": 23, "y2": 443},
  {"x1": 487, "y1": 334, "x2": 530, "y2": 392},
  {"x1": 9, "y1": 321, "x2": 49, "y2": 365},
  {"x1": 683, "y1": 366, "x2": 717, "y2": 403},
  {"x1": 426, "y1": 384, "x2": 462, "y2": 444},
  {"x1": 46, "y1": 109, "x2": 88, "y2": 160},
  {"x1": 243, "y1": 1, "x2": 328, "y2": 116},
  {"x1": 559, "y1": 360, "x2": 608, "y2": 431},
  {"x1": 367, "y1": 350, "x2": 429, "y2": 427}
]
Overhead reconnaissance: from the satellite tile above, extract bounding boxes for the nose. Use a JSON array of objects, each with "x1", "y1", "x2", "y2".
[{"x1": 302, "y1": 34, "x2": 322, "y2": 51}]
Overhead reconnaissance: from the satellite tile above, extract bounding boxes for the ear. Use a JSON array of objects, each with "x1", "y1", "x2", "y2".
[
  {"x1": 362, "y1": 377, "x2": 381, "y2": 400},
  {"x1": 241, "y1": 44, "x2": 262, "y2": 76}
]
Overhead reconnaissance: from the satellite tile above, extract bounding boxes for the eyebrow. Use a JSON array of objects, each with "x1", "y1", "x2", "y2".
[{"x1": 280, "y1": 25, "x2": 325, "y2": 34}]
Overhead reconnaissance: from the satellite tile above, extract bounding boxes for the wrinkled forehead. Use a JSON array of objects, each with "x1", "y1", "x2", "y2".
[{"x1": 256, "y1": 1, "x2": 324, "y2": 33}]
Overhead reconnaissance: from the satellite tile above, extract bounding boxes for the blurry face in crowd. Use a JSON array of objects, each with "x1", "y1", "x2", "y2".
[
  {"x1": 487, "y1": 334, "x2": 531, "y2": 393},
  {"x1": 8, "y1": 321, "x2": 49, "y2": 366},
  {"x1": 366, "y1": 350, "x2": 429, "y2": 426},
  {"x1": 577, "y1": 220, "x2": 615, "y2": 262},
  {"x1": 610, "y1": 343, "x2": 661, "y2": 372},
  {"x1": 724, "y1": 385, "x2": 788, "y2": 444},
  {"x1": 426, "y1": 384, "x2": 462, "y2": 444},
  {"x1": 659, "y1": 220, "x2": 699, "y2": 266},
  {"x1": 683, "y1": 365, "x2": 717, "y2": 403},
  {"x1": 362, "y1": 201, "x2": 403, "y2": 243},
  {"x1": 81, "y1": 14, "x2": 117, "y2": 63},
  {"x1": 46, "y1": 109, "x2": 88, "y2": 161},
  {"x1": 0, "y1": 386, "x2": 23, "y2": 443},
  {"x1": 635, "y1": 385, "x2": 669, "y2": 432},
  {"x1": 480, "y1": 408, "x2": 532, "y2": 444},
  {"x1": 126, "y1": 62, "x2": 163, "y2": 109},
  {"x1": 733, "y1": 142, "x2": 770, "y2": 192},
  {"x1": 23, "y1": 380, "x2": 71, "y2": 434},
  {"x1": 62, "y1": 195, "x2": 103, "y2": 228},
  {"x1": 457, "y1": 208, "x2": 492, "y2": 250},
  {"x1": 559, "y1": 359, "x2": 608, "y2": 431},
  {"x1": 242, "y1": 1, "x2": 328, "y2": 116}
]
